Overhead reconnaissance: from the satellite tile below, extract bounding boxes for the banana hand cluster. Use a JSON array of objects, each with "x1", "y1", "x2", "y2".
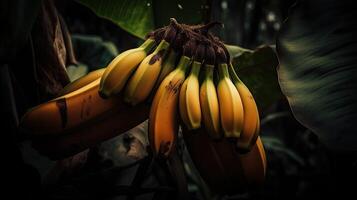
[
  {"x1": 20, "y1": 19, "x2": 264, "y2": 188},
  {"x1": 145, "y1": 19, "x2": 261, "y2": 156}
]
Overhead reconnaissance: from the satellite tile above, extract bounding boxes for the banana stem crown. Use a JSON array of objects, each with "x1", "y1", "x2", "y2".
[
  {"x1": 177, "y1": 56, "x2": 192, "y2": 71},
  {"x1": 205, "y1": 64, "x2": 215, "y2": 80}
]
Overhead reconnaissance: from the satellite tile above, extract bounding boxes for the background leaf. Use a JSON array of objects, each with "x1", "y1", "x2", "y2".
[
  {"x1": 76, "y1": 0, "x2": 155, "y2": 39},
  {"x1": 71, "y1": 34, "x2": 118, "y2": 69},
  {"x1": 276, "y1": 0, "x2": 357, "y2": 151},
  {"x1": 76, "y1": 0, "x2": 207, "y2": 39},
  {"x1": 230, "y1": 45, "x2": 282, "y2": 111}
]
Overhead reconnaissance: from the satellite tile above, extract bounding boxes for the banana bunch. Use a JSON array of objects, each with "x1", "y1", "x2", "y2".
[
  {"x1": 20, "y1": 19, "x2": 264, "y2": 188},
  {"x1": 138, "y1": 19, "x2": 260, "y2": 156}
]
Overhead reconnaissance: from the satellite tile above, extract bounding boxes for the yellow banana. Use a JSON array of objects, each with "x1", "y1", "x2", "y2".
[
  {"x1": 149, "y1": 56, "x2": 191, "y2": 157},
  {"x1": 239, "y1": 136, "x2": 266, "y2": 184},
  {"x1": 31, "y1": 97, "x2": 150, "y2": 159},
  {"x1": 58, "y1": 68, "x2": 105, "y2": 96},
  {"x1": 179, "y1": 60, "x2": 201, "y2": 129},
  {"x1": 124, "y1": 40, "x2": 170, "y2": 105},
  {"x1": 99, "y1": 38, "x2": 155, "y2": 98},
  {"x1": 199, "y1": 65, "x2": 221, "y2": 138},
  {"x1": 228, "y1": 64, "x2": 260, "y2": 152},
  {"x1": 217, "y1": 63, "x2": 244, "y2": 138},
  {"x1": 20, "y1": 79, "x2": 119, "y2": 135}
]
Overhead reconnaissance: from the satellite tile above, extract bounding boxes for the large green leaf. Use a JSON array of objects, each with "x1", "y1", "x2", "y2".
[
  {"x1": 276, "y1": 1, "x2": 357, "y2": 151},
  {"x1": 76, "y1": 0, "x2": 206, "y2": 39},
  {"x1": 228, "y1": 45, "x2": 281, "y2": 111},
  {"x1": 76, "y1": 0, "x2": 154, "y2": 39}
]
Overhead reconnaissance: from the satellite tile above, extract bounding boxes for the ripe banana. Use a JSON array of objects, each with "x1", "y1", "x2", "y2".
[
  {"x1": 217, "y1": 63, "x2": 244, "y2": 138},
  {"x1": 229, "y1": 64, "x2": 260, "y2": 152},
  {"x1": 20, "y1": 19, "x2": 268, "y2": 191},
  {"x1": 124, "y1": 40, "x2": 170, "y2": 105},
  {"x1": 199, "y1": 64, "x2": 221, "y2": 138},
  {"x1": 182, "y1": 126, "x2": 266, "y2": 194},
  {"x1": 179, "y1": 60, "x2": 202, "y2": 129},
  {"x1": 32, "y1": 98, "x2": 150, "y2": 159},
  {"x1": 239, "y1": 136, "x2": 266, "y2": 184},
  {"x1": 99, "y1": 38, "x2": 155, "y2": 98},
  {"x1": 149, "y1": 56, "x2": 191, "y2": 157},
  {"x1": 20, "y1": 79, "x2": 120, "y2": 135},
  {"x1": 58, "y1": 68, "x2": 105, "y2": 96}
]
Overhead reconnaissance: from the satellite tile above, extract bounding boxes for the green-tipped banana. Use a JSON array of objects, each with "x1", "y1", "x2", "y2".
[
  {"x1": 228, "y1": 64, "x2": 260, "y2": 151},
  {"x1": 200, "y1": 65, "x2": 221, "y2": 138},
  {"x1": 99, "y1": 38, "x2": 155, "y2": 98},
  {"x1": 217, "y1": 63, "x2": 244, "y2": 138},
  {"x1": 179, "y1": 61, "x2": 202, "y2": 129},
  {"x1": 124, "y1": 40, "x2": 170, "y2": 105}
]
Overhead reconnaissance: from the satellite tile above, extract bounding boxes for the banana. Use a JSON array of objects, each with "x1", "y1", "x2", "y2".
[
  {"x1": 239, "y1": 136, "x2": 266, "y2": 184},
  {"x1": 149, "y1": 56, "x2": 191, "y2": 157},
  {"x1": 124, "y1": 40, "x2": 170, "y2": 105},
  {"x1": 229, "y1": 64, "x2": 260, "y2": 152},
  {"x1": 182, "y1": 125, "x2": 266, "y2": 194},
  {"x1": 179, "y1": 60, "x2": 201, "y2": 129},
  {"x1": 256, "y1": 135, "x2": 266, "y2": 171},
  {"x1": 58, "y1": 68, "x2": 105, "y2": 96},
  {"x1": 31, "y1": 98, "x2": 150, "y2": 160},
  {"x1": 200, "y1": 65, "x2": 221, "y2": 138},
  {"x1": 99, "y1": 38, "x2": 155, "y2": 98},
  {"x1": 217, "y1": 63, "x2": 244, "y2": 138},
  {"x1": 20, "y1": 79, "x2": 118, "y2": 135}
]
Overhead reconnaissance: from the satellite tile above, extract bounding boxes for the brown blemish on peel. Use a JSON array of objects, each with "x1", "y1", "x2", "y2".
[
  {"x1": 149, "y1": 49, "x2": 165, "y2": 65},
  {"x1": 56, "y1": 98, "x2": 68, "y2": 128}
]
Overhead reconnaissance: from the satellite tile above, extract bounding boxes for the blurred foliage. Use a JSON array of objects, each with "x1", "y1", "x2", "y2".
[
  {"x1": 66, "y1": 64, "x2": 88, "y2": 82},
  {"x1": 229, "y1": 45, "x2": 281, "y2": 111},
  {"x1": 212, "y1": 0, "x2": 295, "y2": 48},
  {"x1": 71, "y1": 34, "x2": 118, "y2": 69},
  {"x1": 277, "y1": 0, "x2": 357, "y2": 151},
  {"x1": 67, "y1": 34, "x2": 119, "y2": 82}
]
